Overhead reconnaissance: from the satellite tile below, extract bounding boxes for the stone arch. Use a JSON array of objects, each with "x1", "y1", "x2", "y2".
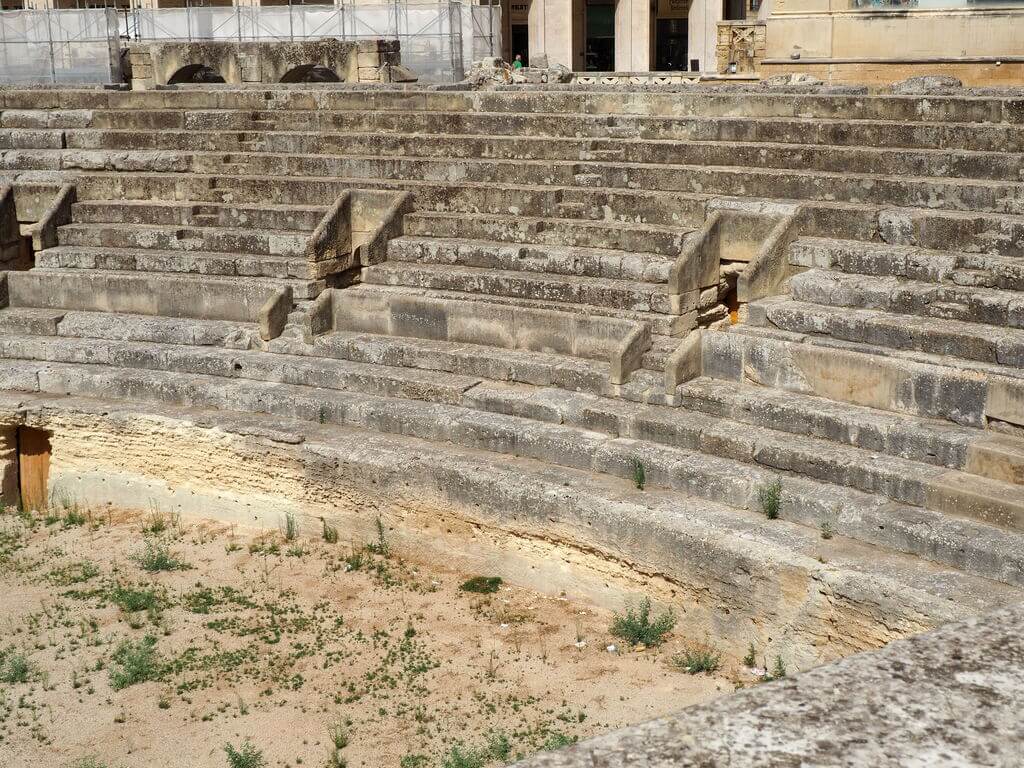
[
  {"x1": 279, "y1": 64, "x2": 341, "y2": 84},
  {"x1": 167, "y1": 63, "x2": 227, "y2": 85}
]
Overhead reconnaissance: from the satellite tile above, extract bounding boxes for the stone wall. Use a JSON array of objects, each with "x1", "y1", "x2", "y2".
[
  {"x1": 761, "y1": 4, "x2": 1024, "y2": 86},
  {"x1": 126, "y1": 38, "x2": 401, "y2": 90},
  {"x1": 515, "y1": 601, "x2": 1024, "y2": 767}
]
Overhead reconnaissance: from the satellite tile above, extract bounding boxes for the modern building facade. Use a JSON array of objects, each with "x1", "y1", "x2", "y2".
[{"x1": 510, "y1": 0, "x2": 1024, "y2": 83}]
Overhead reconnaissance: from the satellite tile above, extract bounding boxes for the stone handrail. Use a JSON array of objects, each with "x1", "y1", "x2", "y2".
[
  {"x1": 258, "y1": 286, "x2": 293, "y2": 342},
  {"x1": 306, "y1": 191, "x2": 352, "y2": 279},
  {"x1": 354, "y1": 191, "x2": 414, "y2": 267},
  {"x1": 24, "y1": 183, "x2": 76, "y2": 253},
  {"x1": 737, "y1": 209, "x2": 803, "y2": 304}
]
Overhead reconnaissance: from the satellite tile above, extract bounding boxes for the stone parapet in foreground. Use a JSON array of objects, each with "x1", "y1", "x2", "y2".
[{"x1": 514, "y1": 602, "x2": 1024, "y2": 767}]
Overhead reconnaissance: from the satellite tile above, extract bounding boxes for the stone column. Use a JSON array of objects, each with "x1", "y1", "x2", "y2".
[
  {"x1": 615, "y1": 0, "x2": 651, "y2": 72},
  {"x1": 529, "y1": 0, "x2": 575, "y2": 69}
]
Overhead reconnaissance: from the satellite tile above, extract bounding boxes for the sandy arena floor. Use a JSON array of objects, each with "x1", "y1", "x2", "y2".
[{"x1": 0, "y1": 505, "x2": 734, "y2": 768}]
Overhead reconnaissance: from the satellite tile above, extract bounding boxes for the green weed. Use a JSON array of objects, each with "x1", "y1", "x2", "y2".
[
  {"x1": 322, "y1": 519, "x2": 339, "y2": 544},
  {"x1": 283, "y1": 512, "x2": 298, "y2": 542},
  {"x1": 460, "y1": 576, "x2": 502, "y2": 594},
  {"x1": 48, "y1": 559, "x2": 99, "y2": 586},
  {"x1": 542, "y1": 732, "x2": 576, "y2": 751},
  {"x1": 770, "y1": 655, "x2": 787, "y2": 680},
  {"x1": 108, "y1": 584, "x2": 160, "y2": 614},
  {"x1": 610, "y1": 597, "x2": 675, "y2": 647},
  {"x1": 630, "y1": 456, "x2": 645, "y2": 490},
  {"x1": 0, "y1": 648, "x2": 34, "y2": 684},
  {"x1": 743, "y1": 642, "x2": 757, "y2": 667},
  {"x1": 109, "y1": 635, "x2": 162, "y2": 690},
  {"x1": 136, "y1": 539, "x2": 189, "y2": 572},
  {"x1": 441, "y1": 744, "x2": 488, "y2": 768},
  {"x1": 671, "y1": 642, "x2": 722, "y2": 675},
  {"x1": 365, "y1": 517, "x2": 390, "y2": 557},
  {"x1": 224, "y1": 740, "x2": 266, "y2": 768},
  {"x1": 758, "y1": 479, "x2": 783, "y2": 520}
]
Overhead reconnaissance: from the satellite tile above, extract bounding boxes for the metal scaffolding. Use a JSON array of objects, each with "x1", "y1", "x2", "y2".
[{"x1": 0, "y1": 1, "x2": 500, "y2": 84}]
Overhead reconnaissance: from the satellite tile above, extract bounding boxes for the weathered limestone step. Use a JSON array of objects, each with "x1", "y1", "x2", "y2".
[
  {"x1": 314, "y1": 109, "x2": 1024, "y2": 152},
  {"x1": 37, "y1": 245, "x2": 311, "y2": 281},
  {"x1": 0, "y1": 307, "x2": 259, "y2": 348},
  {"x1": 461, "y1": 381, "x2": 1024, "y2": 575},
  {"x1": 640, "y1": 334, "x2": 682, "y2": 372},
  {"x1": 791, "y1": 236, "x2": 1024, "y2": 292},
  {"x1": 678, "y1": 376, "x2": 976, "y2": 473},
  {"x1": 386, "y1": 236, "x2": 673, "y2": 284},
  {"x1": 679, "y1": 373, "x2": 1024, "y2": 491},
  {"x1": 71, "y1": 199, "x2": 327, "y2": 232},
  {"x1": 403, "y1": 211, "x2": 689, "y2": 256},
  {"x1": 34, "y1": 168, "x2": 1020, "y2": 252},
  {"x1": 789, "y1": 268, "x2": 1024, "y2": 329},
  {"x1": 460, "y1": 378, "x2": 1024, "y2": 533},
  {"x1": 28, "y1": 170, "x2": 570, "y2": 221},
  {"x1": 6, "y1": 318, "x2": 1023, "y2": 539},
  {"x1": 6, "y1": 268, "x2": 308, "y2": 321},
  {"x1": 56, "y1": 222, "x2": 309, "y2": 258},
  {"x1": 10, "y1": 390, "x2": 1018, "y2": 668},
  {"x1": 345, "y1": 283, "x2": 688, "y2": 336},
  {"x1": 361, "y1": 262, "x2": 677, "y2": 316},
  {"x1": 299, "y1": 331, "x2": 611, "y2": 396},
  {"x1": 0, "y1": 334, "x2": 480, "y2": 406},
  {"x1": 8, "y1": 149, "x2": 1023, "y2": 214},
  {"x1": 36, "y1": 89, "x2": 1013, "y2": 127},
  {"x1": 47, "y1": 126, "x2": 1024, "y2": 181},
  {"x1": 758, "y1": 296, "x2": 1024, "y2": 368},
  {"x1": 3, "y1": 357, "x2": 1022, "y2": 587},
  {"x1": 699, "y1": 324, "x2": 1024, "y2": 430},
  {"x1": 56, "y1": 115, "x2": 1024, "y2": 154}
]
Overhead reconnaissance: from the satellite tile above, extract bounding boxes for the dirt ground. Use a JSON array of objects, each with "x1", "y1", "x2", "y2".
[{"x1": 0, "y1": 504, "x2": 735, "y2": 768}]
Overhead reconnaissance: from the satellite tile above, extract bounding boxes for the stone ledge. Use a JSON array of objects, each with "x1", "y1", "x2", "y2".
[{"x1": 513, "y1": 601, "x2": 1024, "y2": 767}]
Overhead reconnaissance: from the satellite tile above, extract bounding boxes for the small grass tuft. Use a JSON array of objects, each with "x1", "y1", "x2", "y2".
[
  {"x1": 610, "y1": 597, "x2": 676, "y2": 647},
  {"x1": 136, "y1": 539, "x2": 189, "y2": 573},
  {"x1": 322, "y1": 519, "x2": 339, "y2": 544},
  {"x1": 820, "y1": 519, "x2": 834, "y2": 539},
  {"x1": 0, "y1": 648, "x2": 34, "y2": 684},
  {"x1": 630, "y1": 456, "x2": 646, "y2": 490},
  {"x1": 441, "y1": 744, "x2": 488, "y2": 768},
  {"x1": 326, "y1": 721, "x2": 349, "y2": 767},
  {"x1": 758, "y1": 479, "x2": 783, "y2": 520},
  {"x1": 109, "y1": 635, "x2": 162, "y2": 690},
  {"x1": 109, "y1": 583, "x2": 160, "y2": 614},
  {"x1": 224, "y1": 740, "x2": 266, "y2": 768},
  {"x1": 743, "y1": 642, "x2": 757, "y2": 668},
  {"x1": 542, "y1": 732, "x2": 576, "y2": 751},
  {"x1": 460, "y1": 576, "x2": 503, "y2": 594},
  {"x1": 671, "y1": 641, "x2": 722, "y2": 675},
  {"x1": 283, "y1": 511, "x2": 298, "y2": 542},
  {"x1": 770, "y1": 654, "x2": 787, "y2": 680},
  {"x1": 365, "y1": 516, "x2": 390, "y2": 557}
]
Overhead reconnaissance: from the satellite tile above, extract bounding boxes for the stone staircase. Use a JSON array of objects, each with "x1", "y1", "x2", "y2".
[{"x1": 1, "y1": 85, "x2": 1024, "y2": 654}]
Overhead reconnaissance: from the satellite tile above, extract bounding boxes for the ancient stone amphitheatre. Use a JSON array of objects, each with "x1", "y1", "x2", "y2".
[{"x1": 1, "y1": 54, "x2": 1024, "y2": 767}]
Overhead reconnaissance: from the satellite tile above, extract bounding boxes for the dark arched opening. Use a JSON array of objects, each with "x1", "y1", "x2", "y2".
[
  {"x1": 279, "y1": 64, "x2": 341, "y2": 83},
  {"x1": 167, "y1": 63, "x2": 227, "y2": 85}
]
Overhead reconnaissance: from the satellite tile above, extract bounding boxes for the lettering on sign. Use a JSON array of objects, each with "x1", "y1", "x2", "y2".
[{"x1": 657, "y1": 0, "x2": 692, "y2": 18}]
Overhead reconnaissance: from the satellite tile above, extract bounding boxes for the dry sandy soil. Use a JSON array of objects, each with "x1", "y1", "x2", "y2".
[{"x1": 0, "y1": 503, "x2": 735, "y2": 768}]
